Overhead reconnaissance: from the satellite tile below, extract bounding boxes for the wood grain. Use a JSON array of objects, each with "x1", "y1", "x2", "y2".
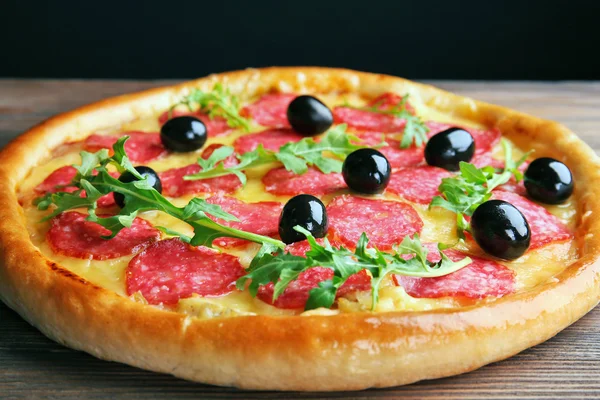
[{"x1": 0, "y1": 79, "x2": 599, "y2": 400}]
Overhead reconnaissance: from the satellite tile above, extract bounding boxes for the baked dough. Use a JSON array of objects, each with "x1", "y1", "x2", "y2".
[{"x1": 1, "y1": 67, "x2": 599, "y2": 391}]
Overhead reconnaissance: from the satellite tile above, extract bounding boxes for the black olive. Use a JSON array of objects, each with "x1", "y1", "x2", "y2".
[
  {"x1": 424, "y1": 128, "x2": 475, "y2": 171},
  {"x1": 279, "y1": 194, "x2": 328, "y2": 244},
  {"x1": 286, "y1": 95, "x2": 333, "y2": 136},
  {"x1": 342, "y1": 148, "x2": 391, "y2": 194},
  {"x1": 524, "y1": 157, "x2": 574, "y2": 204},
  {"x1": 114, "y1": 166, "x2": 162, "y2": 208},
  {"x1": 160, "y1": 116, "x2": 207, "y2": 152},
  {"x1": 471, "y1": 200, "x2": 531, "y2": 260}
]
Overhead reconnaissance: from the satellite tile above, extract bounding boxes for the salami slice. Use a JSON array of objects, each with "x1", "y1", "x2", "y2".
[
  {"x1": 285, "y1": 237, "x2": 343, "y2": 257},
  {"x1": 158, "y1": 109, "x2": 231, "y2": 136},
  {"x1": 160, "y1": 164, "x2": 242, "y2": 197},
  {"x1": 327, "y1": 195, "x2": 423, "y2": 250},
  {"x1": 354, "y1": 131, "x2": 425, "y2": 168},
  {"x1": 490, "y1": 159, "x2": 529, "y2": 196},
  {"x1": 240, "y1": 93, "x2": 296, "y2": 128},
  {"x1": 393, "y1": 248, "x2": 515, "y2": 298},
  {"x1": 333, "y1": 106, "x2": 407, "y2": 133},
  {"x1": 387, "y1": 166, "x2": 453, "y2": 204},
  {"x1": 426, "y1": 122, "x2": 501, "y2": 157},
  {"x1": 47, "y1": 212, "x2": 160, "y2": 260},
  {"x1": 126, "y1": 238, "x2": 246, "y2": 305},
  {"x1": 262, "y1": 167, "x2": 347, "y2": 196},
  {"x1": 257, "y1": 267, "x2": 371, "y2": 309},
  {"x1": 160, "y1": 144, "x2": 242, "y2": 197},
  {"x1": 233, "y1": 128, "x2": 304, "y2": 154},
  {"x1": 491, "y1": 191, "x2": 572, "y2": 249},
  {"x1": 84, "y1": 132, "x2": 166, "y2": 163},
  {"x1": 205, "y1": 195, "x2": 283, "y2": 248},
  {"x1": 367, "y1": 92, "x2": 416, "y2": 113},
  {"x1": 35, "y1": 166, "x2": 116, "y2": 208}
]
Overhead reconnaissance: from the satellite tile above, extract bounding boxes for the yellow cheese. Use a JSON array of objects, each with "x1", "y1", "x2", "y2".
[{"x1": 18, "y1": 92, "x2": 579, "y2": 318}]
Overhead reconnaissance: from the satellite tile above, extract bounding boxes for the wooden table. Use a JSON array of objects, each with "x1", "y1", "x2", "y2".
[{"x1": 1, "y1": 80, "x2": 599, "y2": 399}]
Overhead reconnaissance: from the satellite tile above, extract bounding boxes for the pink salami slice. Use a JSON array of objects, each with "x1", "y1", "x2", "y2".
[
  {"x1": 158, "y1": 109, "x2": 231, "y2": 136},
  {"x1": 240, "y1": 93, "x2": 296, "y2": 127},
  {"x1": 35, "y1": 166, "x2": 116, "y2": 208},
  {"x1": 426, "y1": 122, "x2": 501, "y2": 157},
  {"x1": 160, "y1": 144, "x2": 242, "y2": 197},
  {"x1": 126, "y1": 238, "x2": 245, "y2": 305},
  {"x1": 387, "y1": 166, "x2": 453, "y2": 204},
  {"x1": 333, "y1": 106, "x2": 407, "y2": 133},
  {"x1": 354, "y1": 131, "x2": 425, "y2": 168},
  {"x1": 285, "y1": 237, "x2": 344, "y2": 257},
  {"x1": 233, "y1": 128, "x2": 304, "y2": 154},
  {"x1": 262, "y1": 167, "x2": 347, "y2": 196},
  {"x1": 47, "y1": 212, "x2": 160, "y2": 260},
  {"x1": 393, "y1": 248, "x2": 515, "y2": 299},
  {"x1": 205, "y1": 195, "x2": 283, "y2": 248},
  {"x1": 257, "y1": 267, "x2": 371, "y2": 309},
  {"x1": 84, "y1": 132, "x2": 166, "y2": 163},
  {"x1": 491, "y1": 191, "x2": 572, "y2": 249},
  {"x1": 327, "y1": 195, "x2": 423, "y2": 250}
]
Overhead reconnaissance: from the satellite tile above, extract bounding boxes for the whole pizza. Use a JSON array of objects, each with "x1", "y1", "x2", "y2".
[{"x1": 0, "y1": 67, "x2": 598, "y2": 391}]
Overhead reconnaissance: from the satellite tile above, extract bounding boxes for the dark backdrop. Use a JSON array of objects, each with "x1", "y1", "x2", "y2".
[{"x1": 2, "y1": 0, "x2": 599, "y2": 80}]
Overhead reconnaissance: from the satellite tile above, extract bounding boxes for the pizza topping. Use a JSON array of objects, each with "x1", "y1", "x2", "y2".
[
  {"x1": 158, "y1": 109, "x2": 231, "y2": 136},
  {"x1": 327, "y1": 195, "x2": 423, "y2": 250},
  {"x1": 524, "y1": 157, "x2": 574, "y2": 204},
  {"x1": 426, "y1": 121, "x2": 501, "y2": 158},
  {"x1": 491, "y1": 190, "x2": 572, "y2": 250},
  {"x1": 393, "y1": 248, "x2": 515, "y2": 299},
  {"x1": 161, "y1": 164, "x2": 241, "y2": 197},
  {"x1": 342, "y1": 148, "x2": 391, "y2": 194},
  {"x1": 36, "y1": 138, "x2": 285, "y2": 249},
  {"x1": 257, "y1": 267, "x2": 371, "y2": 309},
  {"x1": 233, "y1": 128, "x2": 303, "y2": 154},
  {"x1": 279, "y1": 195, "x2": 328, "y2": 244},
  {"x1": 34, "y1": 166, "x2": 116, "y2": 208},
  {"x1": 286, "y1": 95, "x2": 333, "y2": 136},
  {"x1": 353, "y1": 131, "x2": 425, "y2": 168},
  {"x1": 430, "y1": 140, "x2": 527, "y2": 238},
  {"x1": 239, "y1": 229, "x2": 471, "y2": 310},
  {"x1": 160, "y1": 116, "x2": 208, "y2": 152},
  {"x1": 186, "y1": 125, "x2": 361, "y2": 185},
  {"x1": 205, "y1": 195, "x2": 283, "y2": 248},
  {"x1": 263, "y1": 167, "x2": 346, "y2": 196},
  {"x1": 126, "y1": 238, "x2": 246, "y2": 305},
  {"x1": 84, "y1": 132, "x2": 166, "y2": 163},
  {"x1": 333, "y1": 94, "x2": 429, "y2": 148},
  {"x1": 114, "y1": 166, "x2": 162, "y2": 208},
  {"x1": 47, "y1": 211, "x2": 160, "y2": 260},
  {"x1": 424, "y1": 128, "x2": 475, "y2": 171},
  {"x1": 240, "y1": 93, "x2": 296, "y2": 128},
  {"x1": 471, "y1": 200, "x2": 531, "y2": 260},
  {"x1": 387, "y1": 166, "x2": 453, "y2": 204},
  {"x1": 170, "y1": 83, "x2": 251, "y2": 131}
]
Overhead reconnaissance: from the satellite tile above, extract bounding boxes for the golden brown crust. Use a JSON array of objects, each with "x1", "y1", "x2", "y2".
[{"x1": 1, "y1": 67, "x2": 600, "y2": 391}]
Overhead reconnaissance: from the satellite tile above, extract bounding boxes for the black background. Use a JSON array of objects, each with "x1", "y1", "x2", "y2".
[{"x1": 2, "y1": 0, "x2": 599, "y2": 80}]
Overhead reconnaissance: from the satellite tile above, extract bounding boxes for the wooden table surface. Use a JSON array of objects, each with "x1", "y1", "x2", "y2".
[{"x1": 1, "y1": 79, "x2": 599, "y2": 399}]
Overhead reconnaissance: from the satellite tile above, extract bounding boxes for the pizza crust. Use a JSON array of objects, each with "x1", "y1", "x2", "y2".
[{"x1": 1, "y1": 67, "x2": 600, "y2": 391}]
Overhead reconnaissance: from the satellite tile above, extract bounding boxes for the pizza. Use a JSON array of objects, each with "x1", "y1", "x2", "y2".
[{"x1": 0, "y1": 67, "x2": 599, "y2": 391}]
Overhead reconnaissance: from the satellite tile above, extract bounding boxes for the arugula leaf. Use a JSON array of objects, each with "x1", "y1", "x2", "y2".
[
  {"x1": 429, "y1": 139, "x2": 529, "y2": 238},
  {"x1": 184, "y1": 124, "x2": 363, "y2": 183},
  {"x1": 35, "y1": 137, "x2": 286, "y2": 249},
  {"x1": 237, "y1": 227, "x2": 471, "y2": 311},
  {"x1": 348, "y1": 94, "x2": 429, "y2": 149},
  {"x1": 170, "y1": 83, "x2": 251, "y2": 131}
]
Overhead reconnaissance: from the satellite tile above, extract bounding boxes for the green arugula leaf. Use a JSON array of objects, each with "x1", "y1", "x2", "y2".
[
  {"x1": 171, "y1": 83, "x2": 251, "y2": 131},
  {"x1": 238, "y1": 227, "x2": 471, "y2": 311},
  {"x1": 184, "y1": 124, "x2": 362, "y2": 184},
  {"x1": 34, "y1": 137, "x2": 285, "y2": 250},
  {"x1": 429, "y1": 139, "x2": 529, "y2": 238}
]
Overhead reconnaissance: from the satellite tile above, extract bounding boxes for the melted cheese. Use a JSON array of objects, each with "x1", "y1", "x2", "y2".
[{"x1": 18, "y1": 93, "x2": 579, "y2": 318}]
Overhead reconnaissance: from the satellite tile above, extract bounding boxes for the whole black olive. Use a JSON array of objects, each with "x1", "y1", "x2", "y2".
[
  {"x1": 524, "y1": 157, "x2": 574, "y2": 204},
  {"x1": 160, "y1": 116, "x2": 207, "y2": 152},
  {"x1": 287, "y1": 95, "x2": 333, "y2": 136},
  {"x1": 424, "y1": 127, "x2": 475, "y2": 171},
  {"x1": 114, "y1": 166, "x2": 162, "y2": 208},
  {"x1": 342, "y1": 148, "x2": 391, "y2": 194},
  {"x1": 279, "y1": 194, "x2": 328, "y2": 244}
]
